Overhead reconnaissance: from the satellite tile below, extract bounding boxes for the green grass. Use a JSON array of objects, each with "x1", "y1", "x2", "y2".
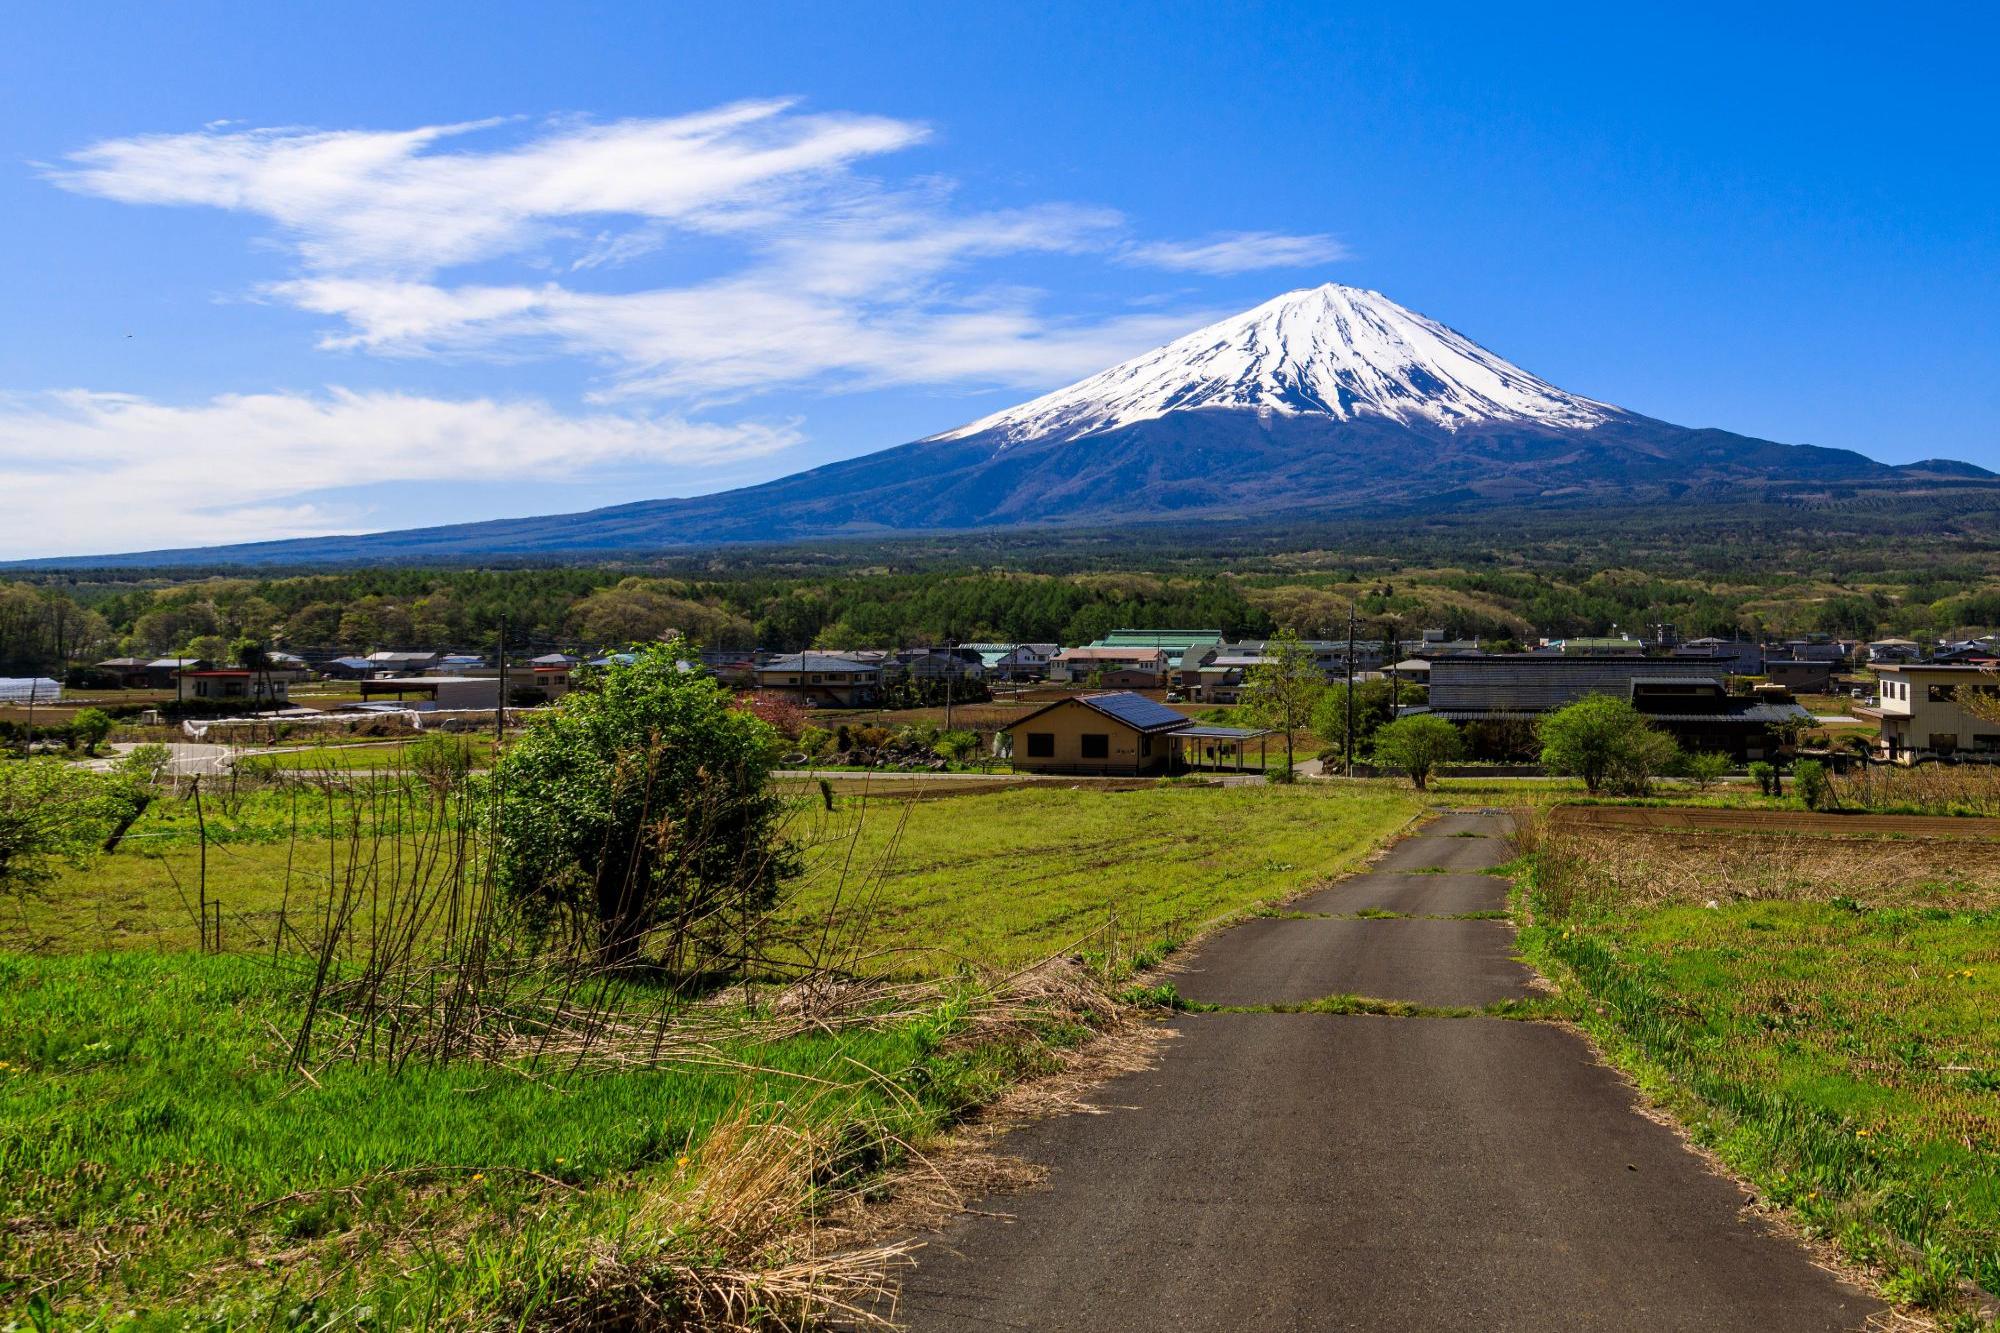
[
  {"x1": 776, "y1": 783, "x2": 1421, "y2": 978},
  {"x1": 0, "y1": 950, "x2": 1076, "y2": 1325},
  {"x1": 1515, "y1": 852, "x2": 2000, "y2": 1323}
]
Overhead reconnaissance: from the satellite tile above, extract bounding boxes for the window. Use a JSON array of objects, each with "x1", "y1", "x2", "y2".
[
  {"x1": 1140, "y1": 734, "x2": 1153, "y2": 756},
  {"x1": 1025, "y1": 732, "x2": 1055, "y2": 758},
  {"x1": 1929, "y1": 734, "x2": 1959, "y2": 753},
  {"x1": 1081, "y1": 733, "x2": 1110, "y2": 759}
]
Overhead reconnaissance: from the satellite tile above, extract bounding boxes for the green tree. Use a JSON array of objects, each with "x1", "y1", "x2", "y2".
[
  {"x1": 1369, "y1": 715, "x2": 1463, "y2": 790},
  {"x1": 70, "y1": 707, "x2": 113, "y2": 756},
  {"x1": 489, "y1": 643, "x2": 799, "y2": 970},
  {"x1": 1310, "y1": 678, "x2": 1423, "y2": 757},
  {"x1": 1240, "y1": 630, "x2": 1326, "y2": 780},
  {"x1": 0, "y1": 761, "x2": 110, "y2": 896},
  {"x1": 1538, "y1": 695, "x2": 1682, "y2": 794}
]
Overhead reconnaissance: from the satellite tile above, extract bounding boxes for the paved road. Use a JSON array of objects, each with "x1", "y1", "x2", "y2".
[{"x1": 885, "y1": 812, "x2": 1883, "y2": 1331}]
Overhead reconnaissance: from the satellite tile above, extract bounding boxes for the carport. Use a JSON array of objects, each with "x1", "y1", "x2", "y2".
[{"x1": 1173, "y1": 723, "x2": 1269, "y2": 773}]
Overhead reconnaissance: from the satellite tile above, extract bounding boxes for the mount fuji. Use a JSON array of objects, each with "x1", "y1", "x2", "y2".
[{"x1": 33, "y1": 283, "x2": 1993, "y2": 566}]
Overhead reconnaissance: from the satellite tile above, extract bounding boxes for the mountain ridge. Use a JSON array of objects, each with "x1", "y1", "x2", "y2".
[{"x1": 17, "y1": 282, "x2": 1994, "y2": 567}]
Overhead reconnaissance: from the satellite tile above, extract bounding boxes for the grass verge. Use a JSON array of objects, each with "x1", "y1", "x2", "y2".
[{"x1": 1509, "y1": 814, "x2": 2000, "y2": 1327}]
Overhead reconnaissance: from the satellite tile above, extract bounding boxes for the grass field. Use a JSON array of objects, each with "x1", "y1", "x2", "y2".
[
  {"x1": 0, "y1": 949, "x2": 1072, "y2": 1326},
  {"x1": 775, "y1": 783, "x2": 1421, "y2": 978},
  {"x1": 1512, "y1": 817, "x2": 2000, "y2": 1323},
  {"x1": 3, "y1": 773, "x2": 1418, "y2": 1324}
]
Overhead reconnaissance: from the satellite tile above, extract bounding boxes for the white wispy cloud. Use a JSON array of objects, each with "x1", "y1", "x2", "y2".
[
  {"x1": 1122, "y1": 231, "x2": 1352, "y2": 276},
  {"x1": 51, "y1": 107, "x2": 1346, "y2": 402},
  {"x1": 0, "y1": 389, "x2": 798, "y2": 558}
]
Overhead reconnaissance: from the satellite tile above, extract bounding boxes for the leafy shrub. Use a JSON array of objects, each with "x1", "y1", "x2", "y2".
[
  {"x1": 1682, "y1": 751, "x2": 1731, "y2": 791},
  {"x1": 70, "y1": 708, "x2": 113, "y2": 755},
  {"x1": 1794, "y1": 759, "x2": 1833, "y2": 811},
  {"x1": 1748, "y1": 761, "x2": 1778, "y2": 797},
  {"x1": 1539, "y1": 696, "x2": 1681, "y2": 795},
  {"x1": 1370, "y1": 715, "x2": 1464, "y2": 790}
]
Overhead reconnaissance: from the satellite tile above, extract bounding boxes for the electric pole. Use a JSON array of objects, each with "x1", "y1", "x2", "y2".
[
  {"x1": 495, "y1": 616, "x2": 508, "y2": 744},
  {"x1": 1344, "y1": 603, "x2": 1357, "y2": 775}
]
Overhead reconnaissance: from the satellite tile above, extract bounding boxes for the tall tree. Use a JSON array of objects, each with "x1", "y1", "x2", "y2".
[{"x1": 1240, "y1": 630, "x2": 1326, "y2": 780}]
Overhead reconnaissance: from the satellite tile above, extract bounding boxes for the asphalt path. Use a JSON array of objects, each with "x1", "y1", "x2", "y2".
[{"x1": 884, "y1": 811, "x2": 1883, "y2": 1331}]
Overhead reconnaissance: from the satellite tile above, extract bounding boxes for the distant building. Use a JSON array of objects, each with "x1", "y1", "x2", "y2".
[
  {"x1": 145, "y1": 657, "x2": 211, "y2": 689},
  {"x1": 366, "y1": 650, "x2": 439, "y2": 671},
  {"x1": 92, "y1": 657, "x2": 154, "y2": 689},
  {"x1": 755, "y1": 653, "x2": 883, "y2": 707},
  {"x1": 1049, "y1": 646, "x2": 1171, "y2": 688},
  {"x1": 1418, "y1": 656, "x2": 1809, "y2": 761},
  {"x1": 321, "y1": 657, "x2": 378, "y2": 681},
  {"x1": 176, "y1": 669, "x2": 290, "y2": 706},
  {"x1": 963, "y1": 643, "x2": 1058, "y2": 681},
  {"x1": 1865, "y1": 639, "x2": 1922, "y2": 664},
  {"x1": 1863, "y1": 664, "x2": 2000, "y2": 763},
  {"x1": 1090, "y1": 629, "x2": 1226, "y2": 657},
  {"x1": 1672, "y1": 638, "x2": 1763, "y2": 675},
  {"x1": 356, "y1": 676, "x2": 501, "y2": 711},
  {"x1": 1763, "y1": 659, "x2": 1837, "y2": 693},
  {"x1": 1534, "y1": 636, "x2": 1646, "y2": 657}
]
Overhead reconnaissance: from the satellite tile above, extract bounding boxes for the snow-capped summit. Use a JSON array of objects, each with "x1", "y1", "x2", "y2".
[{"x1": 935, "y1": 282, "x2": 1613, "y2": 445}]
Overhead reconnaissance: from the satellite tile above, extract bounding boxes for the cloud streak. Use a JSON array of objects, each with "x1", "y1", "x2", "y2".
[
  {"x1": 1124, "y1": 231, "x2": 1352, "y2": 275},
  {"x1": 0, "y1": 389, "x2": 797, "y2": 558},
  {"x1": 52, "y1": 107, "x2": 1346, "y2": 401}
]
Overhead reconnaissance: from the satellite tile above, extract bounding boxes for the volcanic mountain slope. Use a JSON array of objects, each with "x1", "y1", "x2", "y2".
[{"x1": 32, "y1": 283, "x2": 1994, "y2": 566}]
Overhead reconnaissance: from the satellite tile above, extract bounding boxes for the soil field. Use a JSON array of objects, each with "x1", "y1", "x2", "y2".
[{"x1": 1551, "y1": 803, "x2": 2000, "y2": 839}]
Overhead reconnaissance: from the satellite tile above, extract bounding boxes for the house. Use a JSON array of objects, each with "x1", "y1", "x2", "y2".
[
  {"x1": 1862, "y1": 664, "x2": 2000, "y2": 763},
  {"x1": 529, "y1": 652, "x2": 579, "y2": 667},
  {"x1": 530, "y1": 662, "x2": 576, "y2": 700},
  {"x1": 145, "y1": 657, "x2": 211, "y2": 689},
  {"x1": 1763, "y1": 659, "x2": 1837, "y2": 693},
  {"x1": 321, "y1": 656, "x2": 379, "y2": 681},
  {"x1": 754, "y1": 653, "x2": 882, "y2": 706},
  {"x1": 1006, "y1": 691, "x2": 1192, "y2": 775},
  {"x1": 891, "y1": 647, "x2": 985, "y2": 681},
  {"x1": 964, "y1": 643, "x2": 1059, "y2": 681},
  {"x1": 428, "y1": 654, "x2": 489, "y2": 676},
  {"x1": 176, "y1": 669, "x2": 291, "y2": 706},
  {"x1": 366, "y1": 650, "x2": 439, "y2": 672},
  {"x1": 92, "y1": 657, "x2": 154, "y2": 689},
  {"x1": 1417, "y1": 656, "x2": 1810, "y2": 761},
  {"x1": 1672, "y1": 638, "x2": 1764, "y2": 675},
  {"x1": 1048, "y1": 646, "x2": 1171, "y2": 688},
  {"x1": 1388, "y1": 658, "x2": 1432, "y2": 685},
  {"x1": 1864, "y1": 639, "x2": 1922, "y2": 664},
  {"x1": 262, "y1": 652, "x2": 313, "y2": 683}
]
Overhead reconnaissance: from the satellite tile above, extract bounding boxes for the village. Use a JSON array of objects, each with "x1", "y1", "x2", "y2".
[{"x1": 5, "y1": 622, "x2": 1997, "y2": 777}]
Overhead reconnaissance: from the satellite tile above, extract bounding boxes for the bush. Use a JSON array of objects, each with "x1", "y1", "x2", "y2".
[
  {"x1": 1748, "y1": 761, "x2": 1778, "y2": 797},
  {"x1": 1682, "y1": 751, "x2": 1731, "y2": 791},
  {"x1": 490, "y1": 643, "x2": 800, "y2": 970},
  {"x1": 1794, "y1": 759, "x2": 1833, "y2": 811},
  {"x1": 1538, "y1": 696, "x2": 1681, "y2": 795},
  {"x1": 796, "y1": 724, "x2": 833, "y2": 760},
  {"x1": 1369, "y1": 715, "x2": 1464, "y2": 790},
  {"x1": 934, "y1": 729, "x2": 979, "y2": 763},
  {"x1": 70, "y1": 708, "x2": 113, "y2": 755}
]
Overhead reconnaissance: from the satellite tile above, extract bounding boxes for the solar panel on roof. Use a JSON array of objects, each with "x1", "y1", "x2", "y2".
[{"x1": 1084, "y1": 691, "x2": 1188, "y2": 729}]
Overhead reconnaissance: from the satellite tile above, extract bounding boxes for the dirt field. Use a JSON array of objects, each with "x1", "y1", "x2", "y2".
[{"x1": 1552, "y1": 803, "x2": 2000, "y2": 839}]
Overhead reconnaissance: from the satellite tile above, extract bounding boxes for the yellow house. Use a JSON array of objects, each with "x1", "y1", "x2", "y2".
[
  {"x1": 1006, "y1": 691, "x2": 1191, "y2": 775},
  {"x1": 1865, "y1": 664, "x2": 2000, "y2": 763}
]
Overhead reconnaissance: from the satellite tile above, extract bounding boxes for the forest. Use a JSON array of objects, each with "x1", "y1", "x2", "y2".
[{"x1": 4, "y1": 498, "x2": 1999, "y2": 672}]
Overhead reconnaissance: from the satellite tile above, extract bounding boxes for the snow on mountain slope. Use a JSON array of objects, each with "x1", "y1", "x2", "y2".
[{"x1": 933, "y1": 282, "x2": 1614, "y2": 445}]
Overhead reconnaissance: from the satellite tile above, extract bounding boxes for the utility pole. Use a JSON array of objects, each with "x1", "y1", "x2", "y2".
[
  {"x1": 944, "y1": 635, "x2": 955, "y2": 731},
  {"x1": 495, "y1": 616, "x2": 508, "y2": 744},
  {"x1": 1343, "y1": 603, "x2": 1357, "y2": 775}
]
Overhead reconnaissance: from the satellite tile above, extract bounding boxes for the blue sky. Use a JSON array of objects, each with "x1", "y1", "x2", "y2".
[{"x1": 2, "y1": 3, "x2": 1995, "y2": 557}]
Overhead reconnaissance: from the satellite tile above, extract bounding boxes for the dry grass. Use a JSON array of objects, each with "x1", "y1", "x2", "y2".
[
  {"x1": 1832, "y1": 763, "x2": 2000, "y2": 817},
  {"x1": 1516, "y1": 811, "x2": 2000, "y2": 917}
]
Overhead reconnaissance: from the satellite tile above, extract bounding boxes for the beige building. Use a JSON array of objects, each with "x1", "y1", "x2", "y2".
[
  {"x1": 754, "y1": 653, "x2": 882, "y2": 707},
  {"x1": 1047, "y1": 646, "x2": 1170, "y2": 688},
  {"x1": 1006, "y1": 692, "x2": 1190, "y2": 775},
  {"x1": 176, "y1": 669, "x2": 290, "y2": 705},
  {"x1": 1865, "y1": 664, "x2": 2000, "y2": 763}
]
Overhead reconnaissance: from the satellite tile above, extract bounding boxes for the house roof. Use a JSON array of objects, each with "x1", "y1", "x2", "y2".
[
  {"x1": 1423, "y1": 701, "x2": 1811, "y2": 725},
  {"x1": 763, "y1": 652, "x2": 881, "y2": 673},
  {"x1": 1176, "y1": 723, "x2": 1271, "y2": 739},
  {"x1": 1006, "y1": 691, "x2": 1192, "y2": 734},
  {"x1": 1056, "y1": 646, "x2": 1169, "y2": 661},
  {"x1": 1091, "y1": 630, "x2": 1223, "y2": 650}
]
